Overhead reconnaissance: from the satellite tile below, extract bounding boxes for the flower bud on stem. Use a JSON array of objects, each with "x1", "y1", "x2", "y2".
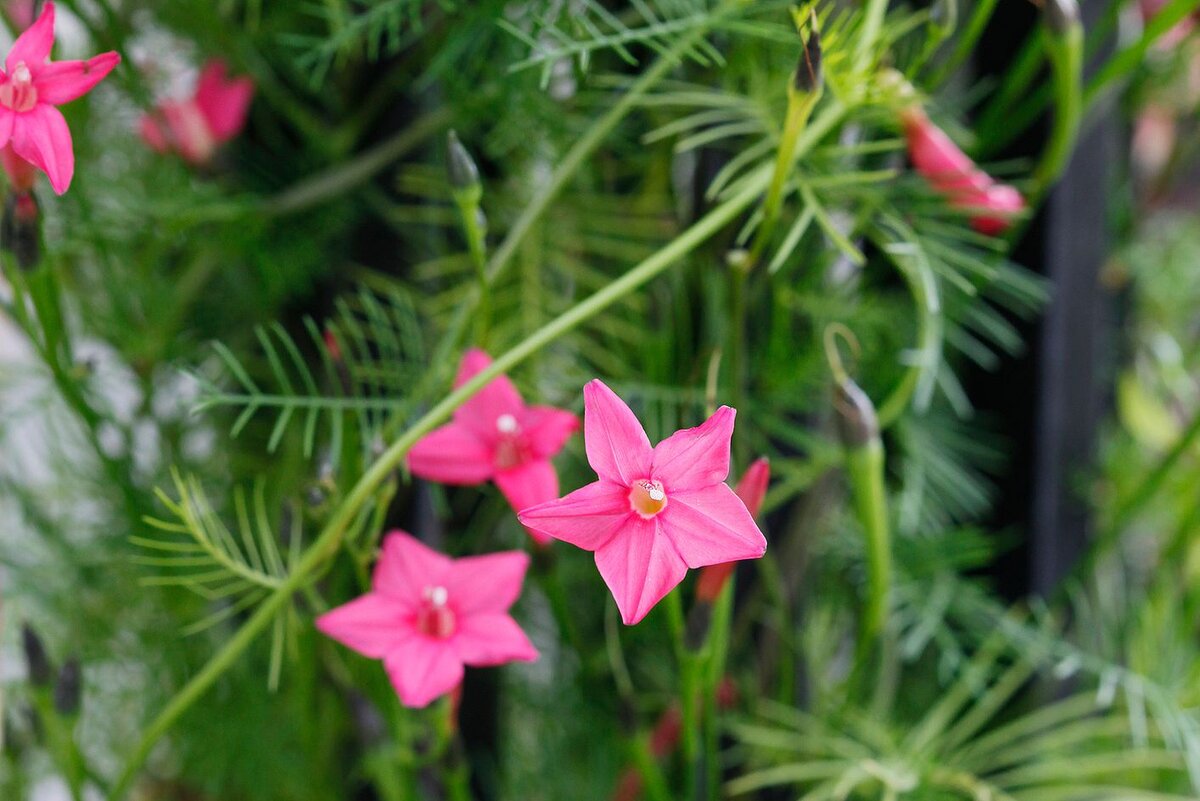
[
  {"x1": 827, "y1": 327, "x2": 894, "y2": 703},
  {"x1": 22, "y1": 624, "x2": 52, "y2": 687},
  {"x1": 746, "y1": 9, "x2": 824, "y2": 272},
  {"x1": 446, "y1": 131, "x2": 491, "y2": 344}
]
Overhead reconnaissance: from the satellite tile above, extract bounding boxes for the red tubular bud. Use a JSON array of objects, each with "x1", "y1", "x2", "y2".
[{"x1": 695, "y1": 458, "x2": 770, "y2": 602}]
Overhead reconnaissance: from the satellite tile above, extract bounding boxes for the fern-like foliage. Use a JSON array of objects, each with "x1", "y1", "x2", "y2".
[
  {"x1": 136, "y1": 470, "x2": 302, "y2": 688},
  {"x1": 191, "y1": 285, "x2": 425, "y2": 462},
  {"x1": 285, "y1": 0, "x2": 453, "y2": 86},
  {"x1": 730, "y1": 630, "x2": 1193, "y2": 800}
]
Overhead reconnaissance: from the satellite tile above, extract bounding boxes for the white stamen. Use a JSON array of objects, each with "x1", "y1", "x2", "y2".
[
  {"x1": 496, "y1": 414, "x2": 519, "y2": 433},
  {"x1": 648, "y1": 487, "x2": 665, "y2": 502},
  {"x1": 424, "y1": 585, "x2": 449, "y2": 606}
]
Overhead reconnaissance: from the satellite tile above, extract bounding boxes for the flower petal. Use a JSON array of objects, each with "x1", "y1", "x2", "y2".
[
  {"x1": 443, "y1": 551, "x2": 530, "y2": 615},
  {"x1": 518, "y1": 480, "x2": 633, "y2": 551},
  {"x1": 494, "y1": 459, "x2": 558, "y2": 516},
  {"x1": 315, "y1": 593, "x2": 406, "y2": 659},
  {"x1": 651, "y1": 406, "x2": 735, "y2": 492},
  {"x1": 452, "y1": 348, "x2": 525, "y2": 441},
  {"x1": 372, "y1": 531, "x2": 453, "y2": 603},
  {"x1": 660, "y1": 483, "x2": 767, "y2": 569},
  {"x1": 521, "y1": 405, "x2": 579, "y2": 459},
  {"x1": 11, "y1": 104, "x2": 72, "y2": 194},
  {"x1": 194, "y1": 59, "x2": 254, "y2": 141},
  {"x1": 138, "y1": 113, "x2": 169, "y2": 153},
  {"x1": 33, "y1": 52, "x2": 120, "y2": 105},
  {"x1": 7, "y1": 0, "x2": 54, "y2": 71},
  {"x1": 407, "y1": 421, "x2": 494, "y2": 485},
  {"x1": 595, "y1": 516, "x2": 688, "y2": 625},
  {"x1": 734, "y1": 457, "x2": 770, "y2": 519},
  {"x1": 583, "y1": 380, "x2": 652, "y2": 485},
  {"x1": 453, "y1": 613, "x2": 538, "y2": 666},
  {"x1": 383, "y1": 638, "x2": 463, "y2": 708}
]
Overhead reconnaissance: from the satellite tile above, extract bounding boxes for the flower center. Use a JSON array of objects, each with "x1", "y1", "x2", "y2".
[
  {"x1": 415, "y1": 585, "x2": 456, "y2": 639},
  {"x1": 493, "y1": 414, "x2": 531, "y2": 470},
  {"x1": 629, "y1": 479, "x2": 668, "y2": 518},
  {"x1": 0, "y1": 62, "x2": 37, "y2": 113}
]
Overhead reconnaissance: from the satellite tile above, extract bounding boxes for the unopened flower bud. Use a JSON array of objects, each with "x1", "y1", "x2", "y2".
[
  {"x1": 929, "y1": 0, "x2": 957, "y2": 33},
  {"x1": 833, "y1": 378, "x2": 879, "y2": 448},
  {"x1": 54, "y1": 657, "x2": 81, "y2": 715},
  {"x1": 22, "y1": 624, "x2": 52, "y2": 687},
  {"x1": 1044, "y1": 0, "x2": 1081, "y2": 34},
  {"x1": 446, "y1": 131, "x2": 480, "y2": 193},
  {"x1": 2, "y1": 190, "x2": 39, "y2": 270},
  {"x1": 793, "y1": 20, "x2": 823, "y2": 95}
]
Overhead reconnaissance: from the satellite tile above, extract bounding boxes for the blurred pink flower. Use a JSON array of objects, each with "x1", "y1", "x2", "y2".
[
  {"x1": 1139, "y1": 0, "x2": 1195, "y2": 48},
  {"x1": 519, "y1": 380, "x2": 767, "y2": 625},
  {"x1": 408, "y1": 348, "x2": 579, "y2": 544},
  {"x1": 316, "y1": 531, "x2": 538, "y2": 708},
  {"x1": 1, "y1": 143, "x2": 35, "y2": 191},
  {"x1": 694, "y1": 456, "x2": 769, "y2": 603},
  {"x1": 139, "y1": 59, "x2": 253, "y2": 164},
  {"x1": 6, "y1": 0, "x2": 35, "y2": 30},
  {"x1": 902, "y1": 108, "x2": 1024, "y2": 235},
  {"x1": 0, "y1": 2, "x2": 119, "y2": 194}
]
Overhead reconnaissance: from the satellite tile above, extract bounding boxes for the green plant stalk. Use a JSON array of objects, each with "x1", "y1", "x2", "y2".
[
  {"x1": 629, "y1": 732, "x2": 673, "y2": 801},
  {"x1": 856, "y1": 0, "x2": 891, "y2": 72},
  {"x1": 1031, "y1": 20, "x2": 1084, "y2": 197},
  {"x1": 926, "y1": 0, "x2": 1000, "y2": 87},
  {"x1": 704, "y1": 579, "x2": 735, "y2": 801},
  {"x1": 666, "y1": 588, "x2": 701, "y2": 801},
  {"x1": 264, "y1": 109, "x2": 452, "y2": 216},
  {"x1": 849, "y1": 436, "x2": 890, "y2": 653},
  {"x1": 747, "y1": 87, "x2": 821, "y2": 269},
  {"x1": 108, "y1": 164, "x2": 767, "y2": 801},
  {"x1": 1079, "y1": 407, "x2": 1200, "y2": 578},
  {"x1": 452, "y1": 187, "x2": 490, "y2": 345}
]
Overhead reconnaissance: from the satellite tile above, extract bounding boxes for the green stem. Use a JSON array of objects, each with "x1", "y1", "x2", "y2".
[
  {"x1": 848, "y1": 436, "x2": 891, "y2": 655},
  {"x1": 747, "y1": 88, "x2": 820, "y2": 269},
  {"x1": 925, "y1": 0, "x2": 1001, "y2": 87},
  {"x1": 628, "y1": 733, "x2": 674, "y2": 801},
  {"x1": 453, "y1": 189, "x2": 491, "y2": 345},
  {"x1": 263, "y1": 109, "x2": 452, "y2": 216},
  {"x1": 108, "y1": 160, "x2": 765, "y2": 801},
  {"x1": 1031, "y1": 21, "x2": 1084, "y2": 197},
  {"x1": 1081, "y1": 407, "x2": 1200, "y2": 574}
]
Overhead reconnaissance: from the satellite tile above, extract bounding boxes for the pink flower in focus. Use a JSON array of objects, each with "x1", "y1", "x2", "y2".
[
  {"x1": 316, "y1": 531, "x2": 538, "y2": 708},
  {"x1": 694, "y1": 456, "x2": 769, "y2": 603},
  {"x1": 407, "y1": 349, "x2": 580, "y2": 544},
  {"x1": 519, "y1": 380, "x2": 767, "y2": 625},
  {"x1": 902, "y1": 108, "x2": 1024, "y2": 235},
  {"x1": 139, "y1": 60, "x2": 253, "y2": 165},
  {"x1": 0, "y1": 2, "x2": 119, "y2": 194}
]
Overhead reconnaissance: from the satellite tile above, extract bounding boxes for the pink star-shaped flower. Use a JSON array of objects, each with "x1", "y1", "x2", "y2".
[
  {"x1": 140, "y1": 59, "x2": 254, "y2": 165},
  {"x1": 0, "y1": 2, "x2": 119, "y2": 194},
  {"x1": 407, "y1": 349, "x2": 579, "y2": 544},
  {"x1": 518, "y1": 380, "x2": 767, "y2": 625},
  {"x1": 901, "y1": 108, "x2": 1024, "y2": 235},
  {"x1": 316, "y1": 531, "x2": 538, "y2": 708}
]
